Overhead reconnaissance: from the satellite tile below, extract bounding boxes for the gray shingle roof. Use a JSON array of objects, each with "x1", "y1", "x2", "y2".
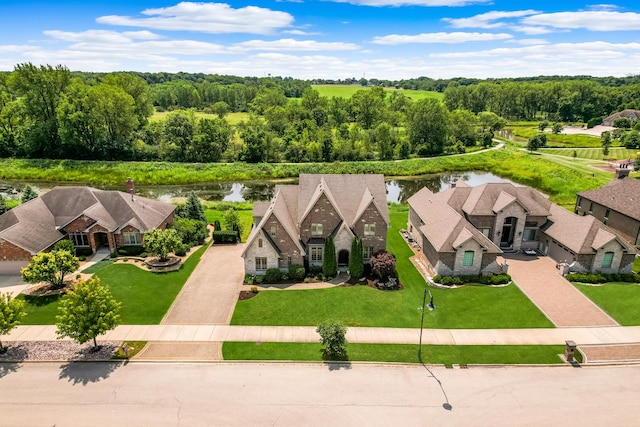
[
  {"x1": 0, "y1": 186, "x2": 175, "y2": 255},
  {"x1": 578, "y1": 177, "x2": 640, "y2": 221}
]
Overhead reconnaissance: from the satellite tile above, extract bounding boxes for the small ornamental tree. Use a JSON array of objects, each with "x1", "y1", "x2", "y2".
[
  {"x1": 56, "y1": 277, "x2": 121, "y2": 349},
  {"x1": 181, "y1": 191, "x2": 207, "y2": 223},
  {"x1": 143, "y1": 228, "x2": 181, "y2": 262},
  {"x1": 0, "y1": 293, "x2": 26, "y2": 353},
  {"x1": 601, "y1": 131, "x2": 612, "y2": 157},
  {"x1": 316, "y1": 320, "x2": 347, "y2": 359},
  {"x1": 371, "y1": 251, "x2": 397, "y2": 280},
  {"x1": 53, "y1": 239, "x2": 76, "y2": 255},
  {"x1": 172, "y1": 218, "x2": 208, "y2": 246},
  {"x1": 349, "y1": 238, "x2": 364, "y2": 279},
  {"x1": 21, "y1": 250, "x2": 80, "y2": 290},
  {"x1": 322, "y1": 236, "x2": 337, "y2": 278},
  {"x1": 551, "y1": 123, "x2": 563, "y2": 134},
  {"x1": 21, "y1": 185, "x2": 38, "y2": 203},
  {"x1": 223, "y1": 208, "x2": 243, "y2": 237},
  {"x1": 213, "y1": 219, "x2": 221, "y2": 230}
]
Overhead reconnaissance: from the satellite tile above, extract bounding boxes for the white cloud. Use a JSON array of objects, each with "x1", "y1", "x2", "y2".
[
  {"x1": 96, "y1": 2, "x2": 294, "y2": 35},
  {"x1": 522, "y1": 11, "x2": 640, "y2": 31},
  {"x1": 231, "y1": 39, "x2": 359, "y2": 52},
  {"x1": 431, "y1": 41, "x2": 640, "y2": 59},
  {"x1": 371, "y1": 32, "x2": 512, "y2": 45},
  {"x1": 444, "y1": 10, "x2": 539, "y2": 29},
  {"x1": 43, "y1": 30, "x2": 162, "y2": 44},
  {"x1": 587, "y1": 4, "x2": 620, "y2": 11},
  {"x1": 0, "y1": 45, "x2": 40, "y2": 54},
  {"x1": 283, "y1": 30, "x2": 322, "y2": 36},
  {"x1": 507, "y1": 38, "x2": 549, "y2": 46},
  {"x1": 328, "y1": 0, "x2": 491, "y2": 6}
]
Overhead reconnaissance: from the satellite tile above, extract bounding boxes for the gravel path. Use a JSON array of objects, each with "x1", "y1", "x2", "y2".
[{"x1": 0, "y1": 341, "x2": 120, "y2": 362}]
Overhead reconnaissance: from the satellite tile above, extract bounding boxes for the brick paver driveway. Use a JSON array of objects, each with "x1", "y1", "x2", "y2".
[
  {"x1": 161, "y1": 243, "x2": 245, "y2": 325},
  {"x1": 503, "y1": 253, "x2": 618, "y2": 327}
]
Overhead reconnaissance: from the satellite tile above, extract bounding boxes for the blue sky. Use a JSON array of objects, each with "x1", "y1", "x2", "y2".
[{"x1": 1, "y1": 1, "x2": 639, "y2": 79}]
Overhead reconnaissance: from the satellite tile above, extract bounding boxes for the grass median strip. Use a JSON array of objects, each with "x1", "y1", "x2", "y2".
[{"x1": 222, "y1": 342, "x2": 565, "y2": 364}]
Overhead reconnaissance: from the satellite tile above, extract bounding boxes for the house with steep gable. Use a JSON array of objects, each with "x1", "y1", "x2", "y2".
[
  {"x1": 408, "y1": 181, "x2": 635, "y2": 276},
  {"x1": 0, "y1": 186, "x2": 175, "y2": 261},
  {"x1": 575, "y1": 170, "x2": 640, "y2": 246},
  {"x1": 242, "y1": 174, "x2": 389, "y2": 275}
]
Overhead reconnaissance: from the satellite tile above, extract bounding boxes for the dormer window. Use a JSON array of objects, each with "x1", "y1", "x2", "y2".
[{"x1": 311, "y1": 223, "x2": 323, "y2": 236}]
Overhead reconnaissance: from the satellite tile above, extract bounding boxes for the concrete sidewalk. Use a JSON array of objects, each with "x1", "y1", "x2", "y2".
[{"x1": 5, "y1": 324, "x2": 640, "y2": 346}]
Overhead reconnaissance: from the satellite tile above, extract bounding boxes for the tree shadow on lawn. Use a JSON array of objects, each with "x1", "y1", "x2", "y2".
[{"x1": 58, "y1": 361, "x2": 124, "y2": 385}]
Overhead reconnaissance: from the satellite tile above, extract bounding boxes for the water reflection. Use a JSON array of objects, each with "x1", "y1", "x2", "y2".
[{"x1": 0, "y1": 171, "x2": 513, "y2": 205}]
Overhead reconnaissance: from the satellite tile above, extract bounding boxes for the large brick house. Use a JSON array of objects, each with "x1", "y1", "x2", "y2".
[
  {"x1": 242, "y1": 174, "x2": 389, "y2": 275},
  {"x1": 408, "y1": 181, "x2": 636, "y2": 276},
  {"x1": 575, "y1": 170, "x2": 640, "y2": 246},
  {"x1": 0, "y1": 186, "x2": 175, "y2": 261}
]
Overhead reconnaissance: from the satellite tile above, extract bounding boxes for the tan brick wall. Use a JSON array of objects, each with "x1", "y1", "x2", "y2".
[
  {"x1": 261, "y1": 213, "x2": 303, "y2": 269},
  {"x1": 493, "y1": 202, "x2": 527, "y2": 251},
  {"x1": 0, "y1": 239, "x2": 33, "y2": 261},
  {"x1": 453, "y1": 239, "x2": 484, "y2": 275},
  {"x1": 244, "y1": 234, "x2": 280, "y2": 275},
  {"x1": 63, "y1": 215, "x2": 97, "y2": 233}
]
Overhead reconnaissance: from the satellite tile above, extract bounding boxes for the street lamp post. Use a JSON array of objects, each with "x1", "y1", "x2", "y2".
[{"x1": 418, "y1": 288, "x2": 427, "y2": 361}]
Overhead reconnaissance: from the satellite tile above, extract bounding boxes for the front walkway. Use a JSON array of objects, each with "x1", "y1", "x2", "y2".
[
  {"x1": 161, "y1": 243, "x2": 245, "y2": 325},
  {"x1": 503, "y1": 253, "x2": 618, "y2": 327}
]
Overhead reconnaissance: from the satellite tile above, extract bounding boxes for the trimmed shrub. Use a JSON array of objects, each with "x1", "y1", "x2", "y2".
[
  {"x1": 117, "y1": 246, "x2": 145, "y2": 256},
  {"x1": 264, "y1": 268, "x2": 282, "y2": 284},
  {"x1": 75, "y1": 247, "x2": 94, "y2": 257},
  {"x1": 244, "y1": 274, "x2": 254, "y2": 285},
  {"x1": 174, "y1": 243, "x2": 190, "y2": 257},
  {"x1": 289, "y1": 264, "x2": 306, "y2": 281},
  {"x1": 309, "y1": 266, "x2": 323, "y2": 278},
  {"x1": 212, "y1": 230, "x2": 238, "y2": 243},
  {"x1": 432, "y1": 273, "x2": 511, "y2": 286},
  {"x1": 586, "y1": 117, "x2": 602, "y2": 129},
  {"x1": 566, "y1": 272, "x2": 640, "y2": 284},
  {"x1": 322, "y1": 236, "x2": 337, "y2": 278}
]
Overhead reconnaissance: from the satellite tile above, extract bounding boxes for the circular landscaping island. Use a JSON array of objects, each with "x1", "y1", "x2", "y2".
[{"x1": 145, "y1": 256, "x2": 181, "y2": 269}]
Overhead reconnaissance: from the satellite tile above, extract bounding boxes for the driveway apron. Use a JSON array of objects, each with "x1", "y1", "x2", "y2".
[
  {"x1": 162, "y1": 243, "x2": 245, "y2": 325},
  {"x1": 503, "y1": 253, "x2": 618, "y2": 327}
]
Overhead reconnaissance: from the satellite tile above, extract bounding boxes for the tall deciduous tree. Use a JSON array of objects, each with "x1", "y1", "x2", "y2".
[
  {"x1": 223, "y1": 208, "x2": 243, "y2": 237},
  {"x1": 55, "y1": 277, "x2": 121, "y2": 349},
  {"x1": 163, "y1": 111, "x2": 195, "y2": 161},
  {"x1": 322, "y1": 236, "x2": 337, "y2": 278},
  {"x1": 349, "y1": 238, "x2": 364, "y2": 279},
  {"x1": 192, "y1": 117, "x2": 230, "y2": 162},
  {"x1": 601, "y1": 131, "x2": 612, "y2": 156},
  {"x1": 101, "y1": 73, "x2": 154, "y2": 127},
  {"x1": 408, "y1": 98, "x2": 450, "y2": 156},
  {"x1": 8, "y1": 63, "x2": 71, "y2": 157},
  {"x1": 0, "y1": 292, "x2": 25, "y2": 352},
  {"x1": 21, "y1": 249, "x2": 80, "y2": 290},
  {"x1": 143, "y1": 228, "x2": 181, "y2": 262}
]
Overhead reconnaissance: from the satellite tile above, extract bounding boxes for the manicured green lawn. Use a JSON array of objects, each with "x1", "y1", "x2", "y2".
[
  {"x1": 222, "y1": 342, "x2": 564, "y2": 364},
  {"x1": 539, "y1": 147, "x2": 636, "y2": 161},
  {"x1": 633, "y1": 257, "x2": 640, "y2": 273},
  {"x1": 151, "y1": 110, "x2": 249, "y2": 125},
  {"x1": 574, "y1": 282, "x2": 640, "y2": 326},
  {"x1": 312, "y1": 84, "x2": 443, "y2": 102},
  {"x1": 230, "y1": 205, "x2": 553, "y2": 329},
  {"x1": 205, "y1": 207, "x2": 253, "y2": 242},
  {"x1": 19, "y1": 243, "x2": 209, "y2": 325}
]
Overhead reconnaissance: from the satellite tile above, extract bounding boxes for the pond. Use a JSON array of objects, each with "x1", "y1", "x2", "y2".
[{"x1": 0, "y1": 171, "x2": 515, "y2": 205}]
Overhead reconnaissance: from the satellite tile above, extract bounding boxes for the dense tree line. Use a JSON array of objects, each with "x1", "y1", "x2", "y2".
[{"x1": 3, "y1": 63, "x2": 640, "y2": 164}]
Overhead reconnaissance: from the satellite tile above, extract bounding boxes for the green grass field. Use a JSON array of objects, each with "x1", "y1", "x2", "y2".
[
  {"x1": 230, "y1": 205, "x2": 553, "y2": 329},
  {"x1": 19, "y1": 243, "x2": 209, "y2": 325},
  {"x1": 539, "y1": 147, "x2": 638, "y2": 161},
  {"x1": 510, "y1": 127, "x2": 605, "y2": 148},
  {"x1": 222, "y1": 342, "x2": 565, "y2": 364},
  {"x1": 574, "y1": 282, "x2": 640, "y2": 326},
  {"x1": 205, "y1": 206, "x2": 253, "y2": 242},
  {"x1": 150, "y1": 110, "x2": 249, "y2": 126},
  {"x1": 312, "y1": 84, "x2": 443, "y2": 102}
]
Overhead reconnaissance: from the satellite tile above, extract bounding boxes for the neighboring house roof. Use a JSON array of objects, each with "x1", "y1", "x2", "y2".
[
  {"x1": 0, "y1": 186, "x2": 175, "y2": 255},
  {"x1": 603, "y1": 109, "x2": 640, "y2": 124},
  {"x1": 541, "y1": 204, "x2": 635, "y2": 254},
  {"x1": 409, "y1": 187, "x2": 501, "y2": 254},
  {"x1": 243, "y1": 174, "x2": 389, "y2": 258},
  {"x1": 408, "y1": 182, "x2": 636, "y2": 257},
  {"x1": 578, "y1": 177, "x2": 640, "y2": 221}
]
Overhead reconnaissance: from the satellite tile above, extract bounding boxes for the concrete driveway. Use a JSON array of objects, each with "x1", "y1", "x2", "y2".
[
  {"x1": 503, "y1": 253, "x2": 618, "y2": 327},
  {"x1": 161, "y1": 243, "x2": 245, "y2": 325},
  {"x1": 0, "y1": 261, "x2": 28, "y2": 296}
]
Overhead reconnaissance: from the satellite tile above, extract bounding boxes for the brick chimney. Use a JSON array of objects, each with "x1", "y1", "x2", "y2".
[
  {"x1": 615, "y1": 166, "x2": 631, "y2": 180},
  {"x1": 126, "y1": 177, "x2": 135, "y2": 200}
]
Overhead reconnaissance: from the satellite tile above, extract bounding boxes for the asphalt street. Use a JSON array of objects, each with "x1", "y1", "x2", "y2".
[{"x1": 1, "y1": 362, "x2": 639, "y2": 426}]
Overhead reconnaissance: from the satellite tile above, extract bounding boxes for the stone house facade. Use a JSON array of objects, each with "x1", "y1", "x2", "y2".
[
  {"x1": 408, "y1": 181, "x2": 636, "y2": 277},
  {"x1": 242, "y1": 174, "x2": 389, "y2": 275},
  {"x1": 0, "y1": 186, "x2": 175, "y2": 261}
]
